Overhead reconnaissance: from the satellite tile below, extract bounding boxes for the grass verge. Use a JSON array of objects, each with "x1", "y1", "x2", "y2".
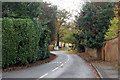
[
  {"x1": 59, "y1": 47, "x2": 68, "y2": 51},
  {"x1": 66, "y1": 50, "x2": 78, "y2": 54}
]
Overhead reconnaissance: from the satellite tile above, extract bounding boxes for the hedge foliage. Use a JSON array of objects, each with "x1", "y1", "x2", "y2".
[{"x1": 2, "y1": 18, "x2": 50, "y2": 68}]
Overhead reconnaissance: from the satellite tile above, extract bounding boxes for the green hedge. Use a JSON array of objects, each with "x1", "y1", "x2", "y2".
[{"x1": 2, "y1": 18, "x2": 50, "y2": 68}]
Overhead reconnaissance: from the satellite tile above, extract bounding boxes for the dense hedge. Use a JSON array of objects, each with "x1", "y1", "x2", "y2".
[{"x1": 2, "y1": 18, "x2": 50, "y2": 68}]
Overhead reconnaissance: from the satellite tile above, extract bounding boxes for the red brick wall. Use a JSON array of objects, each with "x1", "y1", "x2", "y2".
[
  {"x1": 118, "y1": 31, "x2": 120, "y2": 64},
  {"x1": 85, "y1": 48, "x2": 97, "y2": 58},
  {"x1": 105, "y1": 37, "x2": 118, "y2": 61},
  {"x1": 85, "y1": 37, "x2": 118, "y2": 61}
]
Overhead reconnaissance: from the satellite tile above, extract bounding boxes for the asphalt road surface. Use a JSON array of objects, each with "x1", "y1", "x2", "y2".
[{"x1": 2, "y1": 51, "x2": 98, "y2": 79}]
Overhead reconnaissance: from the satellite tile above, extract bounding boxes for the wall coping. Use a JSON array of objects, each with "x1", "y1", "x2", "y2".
[{"x1": 106, "y1": 36, "x2": 118, "y2": 41}]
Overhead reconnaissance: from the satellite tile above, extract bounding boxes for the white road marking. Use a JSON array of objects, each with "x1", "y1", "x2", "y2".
[
  {"x1": 65, "y1": 62, "x2": 66, "y2": 63},
  {"x1": 68, "y1": 58, "x2": 69, "y2": 61},
  {"x1": 60, "y1": 64, "x2": 63, "y2": 66},
  {"x1": 39, "y1": 73, "x2": 48, "y2": 78},
  {"x1": 67, "y1": 55, "x2": 70, "y2": 61},
  {"x1": 52, "y1": 67, "x2": 58, "y2": 71}
]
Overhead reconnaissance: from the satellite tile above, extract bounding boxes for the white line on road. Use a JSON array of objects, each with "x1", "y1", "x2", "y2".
[
  {"x1": 60, "y1": 64, "x2": 63, "y2": 66},
  {"x1": 65, "y1": 62, "x2": 66, "y2": 63},
  {"x1": 67, "y1": 55, "x2": 69, "y2": 61},
  {"x1": 52, "y1": 67, "x2": 58, "y2": 71},
  {"x1": 67, "y1": 58, "x2": 69, "y2": 61},
  {"x1": 39, "y1": 73, "x2": 48, "y2": 78}
]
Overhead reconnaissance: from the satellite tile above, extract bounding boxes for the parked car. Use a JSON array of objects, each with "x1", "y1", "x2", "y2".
[{"x1": 59, "y1": 46, "x2": 62, "y2": 48}]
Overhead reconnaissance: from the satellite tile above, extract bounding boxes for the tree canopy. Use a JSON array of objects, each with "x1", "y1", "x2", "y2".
[
  {"x1": 75, "y1": 2, "x2": 114, "y2": 49},
  {"x1": 56, "y1": 9, "x2": 71, "y2": 46},
  {"x1": 2, "y1": 2, "x2": 41, "y2": 19}
]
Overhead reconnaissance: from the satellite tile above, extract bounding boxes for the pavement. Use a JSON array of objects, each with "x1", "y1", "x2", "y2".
[
  {"x1": 2, "y1": 51, "x2": 98, "y2": 79},
  {"x1": 92, "y1": 63, "x2": 119, "y2": 79}
]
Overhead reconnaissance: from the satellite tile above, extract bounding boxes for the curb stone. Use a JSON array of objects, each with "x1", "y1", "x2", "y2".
[{"x1": 91, "y1": 63, "x2": 103, "y2": 79}]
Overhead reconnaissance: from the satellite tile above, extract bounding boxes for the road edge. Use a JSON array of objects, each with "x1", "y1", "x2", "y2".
[
  {"x1": 91, "y1": 63, "x2": 103, "y2": 79},
  {"x1": 2, "y1": 53, "x2": 57, "y2": 72}
]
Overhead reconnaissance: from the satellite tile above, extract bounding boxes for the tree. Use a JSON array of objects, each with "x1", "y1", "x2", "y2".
[
  {"x1": 2, "y1": 2, "x2": 41, "y2": 19},
  {"x1": 2, "y1": 2, "x2": 58, "y2": 68},
  {"x1": 63, "y1": 30, "x2": 76, "y2": 44},
  {"x1": 56, "y1": 9, "x2": 71, "y2": 46},
  {"x1": 75, "y1": 2, "x2": 114, "y2": 59},
  {"x1": 105, "y1": 17, "x2": 119, "y2": 40},
  {"x1": 2, "y1": 2, "x2": 57, "y2": 43},
  {"x1": 38, "y1": 2, "x2": 57, "y2": 42}
]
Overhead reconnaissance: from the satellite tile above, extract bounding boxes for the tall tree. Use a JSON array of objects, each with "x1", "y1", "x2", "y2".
[
  {"x1": 75, "y1": 2, "x2": 114, "y2": 59},
  {"x1": 2, "y1": 2, "x2": 41, "y2": 19},
  {"x1": 38, "y1": 2, "x2": 57, "y2": 42},
  {"x1": 56, "y1": 9, "x2": 71, "y2": 46}
]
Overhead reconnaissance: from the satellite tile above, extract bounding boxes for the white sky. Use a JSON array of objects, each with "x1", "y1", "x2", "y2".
[
  {"x1": 43, "y1": 0, "x2": 85, "y2": 21},
  {"x1": 43, "y1": 0, "x2": 119, "y2": 21}
]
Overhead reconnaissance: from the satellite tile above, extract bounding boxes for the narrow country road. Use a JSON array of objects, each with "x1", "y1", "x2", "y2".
[{"x1": 2, "y1": 51, "x2": 98, "y2": 79}]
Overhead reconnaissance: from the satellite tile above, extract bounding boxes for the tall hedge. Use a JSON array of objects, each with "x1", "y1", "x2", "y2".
[{"x1": 2, "y1": 18, "x2": 50, "y2": 68}]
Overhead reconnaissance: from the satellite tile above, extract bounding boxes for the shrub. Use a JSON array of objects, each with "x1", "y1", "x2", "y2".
[
  {"x1": 2, "y1": 18, "x2": 50, "y2": 68},
  {"x1": 49, "y1": 45, "x2": 54, "y2": 51}
]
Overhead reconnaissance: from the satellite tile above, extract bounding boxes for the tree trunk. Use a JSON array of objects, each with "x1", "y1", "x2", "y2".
[
  {"x1": 97, "y1": 48, "x2": 102, "y2": 60},
  {"x1": 63, "y1": 43, "x2": 66, "y2": 47},
  {"x1": 103, "y1": 48, "x2": 105, "y2": 61},
  {"x1": 101, "y1": 46, "x2": 105, "y2": 61},
  {"x1": 57, "y1": 33, "x2": 59, "y2": 47},
  {"x1": 68, "y1": 43, "x2": 69, "y2": 47},
  {"x1": 61, "y1": 42, "x2": 62, "y2": 47}
]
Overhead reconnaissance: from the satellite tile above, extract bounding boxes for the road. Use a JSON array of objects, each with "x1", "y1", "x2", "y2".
[{"x1": 2, "y1": 51, "x2": 98, "y2": 79}]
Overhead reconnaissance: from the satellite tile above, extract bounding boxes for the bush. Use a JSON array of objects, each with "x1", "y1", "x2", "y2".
[
  {"x1": 2, "y1": 18, "x2": 50, "y2": 68},
  {"x1": 49, "y1": 45, "x2": 54, "y2": 51}
]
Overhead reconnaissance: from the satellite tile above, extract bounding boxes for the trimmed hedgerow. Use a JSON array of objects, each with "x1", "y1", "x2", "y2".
[{"x1": 2, "y1": 18, "x2": 50, "y2": 68}]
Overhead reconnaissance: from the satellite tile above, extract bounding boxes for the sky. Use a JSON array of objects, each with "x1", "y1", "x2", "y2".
[
  {"x1": 43, "y1": 0, "x2": 119, "y2": 21},
  {"x1": 43, "y1": 0, "x2": 85, "y2": 21}
]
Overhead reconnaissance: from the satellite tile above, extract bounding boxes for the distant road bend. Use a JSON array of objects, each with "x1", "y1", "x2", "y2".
[{"x1": 3, "y1": 51, "x2": 97, "y2": 79}]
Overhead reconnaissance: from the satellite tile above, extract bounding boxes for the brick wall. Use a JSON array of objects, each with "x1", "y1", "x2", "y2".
[
  {"x1": 118, "y1": 31, "x2": 120, "y2": 64},
  {"x1": 105, "y1": 37, "x2": 118, "y2": 61},
  {"x1": 85, "y1": 37, "x2": 118, "y2": 61},
  {"x1": 85, "y1": 48, "x2": 97, "y2": 58}
]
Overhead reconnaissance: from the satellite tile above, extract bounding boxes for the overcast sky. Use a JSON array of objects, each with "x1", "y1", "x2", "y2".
[
  {"x1": 43, "y1": 0, "x2": 85, "y2": 21},
  {"x1": 43, "y1": 0, "x2": 84, "y2": 11}
]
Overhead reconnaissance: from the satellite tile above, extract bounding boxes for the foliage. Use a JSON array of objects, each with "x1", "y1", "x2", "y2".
[
  {"x1": 2, "y1": 2, "x2": 57, "y2": 42},
  {"x1": 60, "y1": 22, "x2": 74, "y2": 41},
  {"x1": 67, "y1": 50, "x2": 78, "y2": 54},
  {"x1": 49, "y1": 45, "x2": 54, "y2": 51},
  {"x1": 59, "y1": 47, "x2": 68, "y2": 51},
  {"x1": 63, "y1": 31, "x2": 76, "y2": 44},
  {"x1": 57, "y1": 9, "x2": 71, "y2": 26},
  {"x1": 39, "y1": 2, "x2": 57, "y2": 42},
  {"x1": 75, "y1": 2, "x2": 114, "y2": 49},
  {"x1": 56, "y1": 9, "x2": 71, "y2": 46},
  {"x1": 2, "y1": 18, "x2": 50, "y2": 68},
  {"x1": 73, "y1": 29, "x2": 85, "y2": 52},
  {"x1": 2, "y1": 2, "x2": 41, "y2": 19},
  {"x1": 114, "y1": 4, "x2": 119, "y2": 18},
  {"x1": 105, "y1": 17, "x2": 119, "y2": 40}
]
